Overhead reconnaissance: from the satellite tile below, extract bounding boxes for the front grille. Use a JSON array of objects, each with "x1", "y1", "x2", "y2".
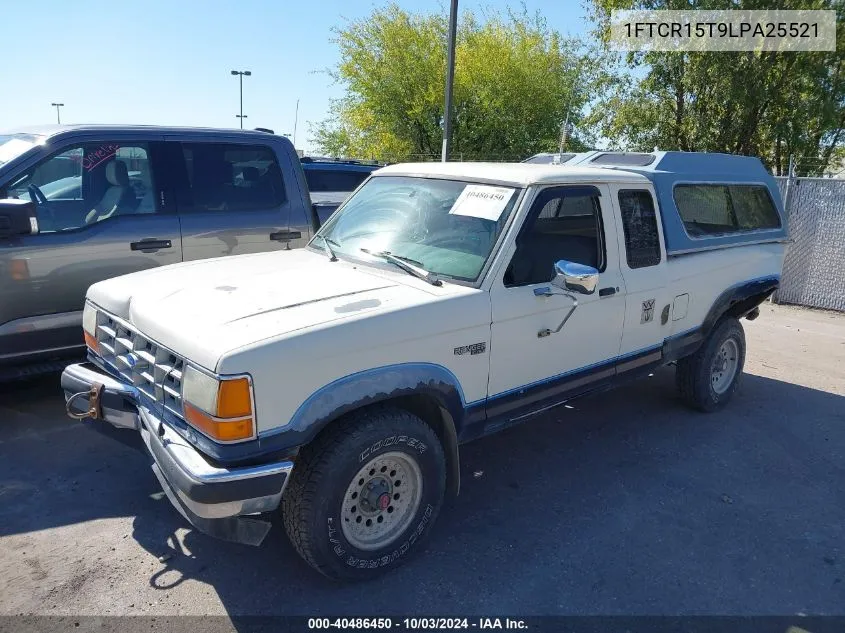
[{"x1": 94, "y1": 312, "x2": 185, "y2": 418}]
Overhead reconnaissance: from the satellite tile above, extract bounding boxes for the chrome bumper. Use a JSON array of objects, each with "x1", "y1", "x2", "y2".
[{"x1": 62, "y1": 362, "x2": 293, "y2": 546}]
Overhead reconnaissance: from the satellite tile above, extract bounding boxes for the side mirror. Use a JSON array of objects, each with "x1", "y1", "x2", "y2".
[
  {"x1": 0, "y1": 199, "x2": 38, "y2": 238},
  {"x1": 550, "y1": 259, "x2": 598, "y2": 295}
]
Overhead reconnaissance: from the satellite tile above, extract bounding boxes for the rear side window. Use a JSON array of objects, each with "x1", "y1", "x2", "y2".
[
  {"x1": 674, "y1": 184, "x2": 780, "y2": 237},
  {"x1": 180, "y1": 143, "x2": 285, "y2": 212},
  {"x1": 618, "y1": 190, "x2": 661, "y2": 268},
  {"x1": 304, "y1": 169, "x2": 370, "y2": 192}
]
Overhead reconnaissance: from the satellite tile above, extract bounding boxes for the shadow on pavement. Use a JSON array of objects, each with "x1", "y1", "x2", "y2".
[{"x1": 2, "y1": 368, "x2": 845, "y2": 614}]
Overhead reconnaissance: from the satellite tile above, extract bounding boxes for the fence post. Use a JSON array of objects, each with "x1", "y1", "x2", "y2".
[{"x1": 773, "y1": 155, "x2": 797, "y2": 305}]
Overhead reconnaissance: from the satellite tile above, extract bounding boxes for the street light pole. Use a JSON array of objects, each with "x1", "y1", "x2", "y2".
[
  {"x1": 441, "y1": 0, "x2": 458, "y2": 162},
  {"x1": 293, "y1": 98, "x2": 300, "y2": 148},
  {"x1": 51, "y1": 103, "x2": 64, "y2": 125},
  {"x1": 230, "y1": 70, "x2": 252, "y2": 128}
]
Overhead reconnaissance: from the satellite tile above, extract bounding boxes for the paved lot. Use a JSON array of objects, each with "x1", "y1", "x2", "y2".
[{"x1": 1, "y1": 303, "x2": 844, "y2": 616}]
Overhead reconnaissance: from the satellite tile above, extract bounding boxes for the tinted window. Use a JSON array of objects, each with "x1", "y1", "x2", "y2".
[
  {"x1": 304, "y1": 169, "x2": 371, "y2": 192},
  {"x1": 2, "y1": 142, "x2": 157, "y2": 232},
  {"x1": 181, "y1": 143, "x2": 285, "y2": 212},
  {"x1": 618, "y1": 190, "x2": 661, "y2": 268},
  {"x1": 522, "y1": 153, "x2": 575, "y2": 164},
  {"x1": 505, "y1": 187, "x2": 605, "y2": 287},
  {"x1": 674, "y1": 184, "x2": 780, "y2": 237},
  {"x1": 591, "y1": 152, "x2": 655, "y2": 166},
  {"x1": 730, "y1": 185, "x2": 782, "y2": 230}
]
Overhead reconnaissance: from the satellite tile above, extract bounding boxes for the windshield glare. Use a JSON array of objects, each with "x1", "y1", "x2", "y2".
[
  {"x1": 0, "y1": 134, "x2": 42, "y2": 167},
  {"x1": 314, "y1": 175, "x2": 519, "y2": 283}
]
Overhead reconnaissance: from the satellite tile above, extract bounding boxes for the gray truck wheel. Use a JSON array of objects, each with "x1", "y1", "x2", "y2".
[
  {"x1": 676, "y1": 317, "x2": 746, "y2": 412},
  {"x1": 282, "y1": 405, "x2": 446, "y2": 581}
]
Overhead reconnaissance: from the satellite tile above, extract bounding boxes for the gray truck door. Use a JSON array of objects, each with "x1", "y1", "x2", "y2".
[
  {"x1": 172, "y1": 140, "x2": 308, "y2": 261},
  {"x1": 0, "y1": 139, "x2": 181, "y2": 365}
]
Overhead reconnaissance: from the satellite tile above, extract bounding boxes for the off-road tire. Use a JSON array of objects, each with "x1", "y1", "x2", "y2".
[
  {"x1": 676, "y1": 317, "x2": 746, "y2": 412},
  {"x1": 282, "y1": 405, "x2": 446, "y2": 581}
]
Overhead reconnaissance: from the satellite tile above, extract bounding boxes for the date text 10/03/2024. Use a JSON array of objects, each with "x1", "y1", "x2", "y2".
[{"x1": 307, "y1": 618, "x2": 529, "y2": 630}]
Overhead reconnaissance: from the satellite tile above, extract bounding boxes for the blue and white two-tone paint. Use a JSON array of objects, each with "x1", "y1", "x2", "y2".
[{"x1": 76, "y1": 154, "x2": 785, "y2": 469}]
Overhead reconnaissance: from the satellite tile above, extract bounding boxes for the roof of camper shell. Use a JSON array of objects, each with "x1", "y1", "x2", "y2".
[{"x1": 565, "y1": 150, "x2": 788, "y2": 256}]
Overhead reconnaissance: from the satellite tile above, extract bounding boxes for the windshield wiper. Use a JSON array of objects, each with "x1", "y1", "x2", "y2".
[
  {"x1": 314, "y1": 235, "x2": 340, "y2": 261},
  {"x1": 359, "y1": 249, "x2": 442, "y2": 287}
]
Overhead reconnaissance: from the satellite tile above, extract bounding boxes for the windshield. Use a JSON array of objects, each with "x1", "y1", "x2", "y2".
[
  {"x1": 313, "y1": 175, "x2": 520, "y2": 283},
  {"x1": 0, "y1": 134, "x2": 43, "y2": 167}
]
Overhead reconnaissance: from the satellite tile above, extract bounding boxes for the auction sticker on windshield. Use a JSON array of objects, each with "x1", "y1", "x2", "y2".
[{"x1": 449, "y1": 185, "x2": 514, "y2": 221}]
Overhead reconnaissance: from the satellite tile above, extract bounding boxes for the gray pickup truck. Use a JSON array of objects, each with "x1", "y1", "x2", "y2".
[{"x1": 0, "y1": 125, "x2": 342, "y2": 377}]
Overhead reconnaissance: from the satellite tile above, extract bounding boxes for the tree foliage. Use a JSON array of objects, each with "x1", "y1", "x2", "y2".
[
  {"x1": 588, "y1": 0, "x2": 845, "y2": 175},
  {"x1": 311, "y1": 4, "x2": 598, "y2": 161}
]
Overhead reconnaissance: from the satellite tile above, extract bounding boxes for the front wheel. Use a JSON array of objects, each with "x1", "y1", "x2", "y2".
[
  {"x1": 282, "y1": 406, "x2": 446, "y2": 580},
  {"x1": 676, "y1": 317, "x2": 746, "y2": 412}
]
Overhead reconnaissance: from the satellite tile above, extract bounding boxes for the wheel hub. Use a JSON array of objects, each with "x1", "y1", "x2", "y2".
[
  {"x1": 340, "y1": 451, "x2": 423, "y2": 551},
  {"x1": 359, "y1": 478, "x2": 391, "y2": 513},
  {"x1": 711, "y1": 338, "x2": 739, "y2": 395}
]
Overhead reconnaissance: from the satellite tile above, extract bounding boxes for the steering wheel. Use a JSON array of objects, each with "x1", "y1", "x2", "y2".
[{"x1": 28, "y1": 183, "x2": 48, "y2": 205}]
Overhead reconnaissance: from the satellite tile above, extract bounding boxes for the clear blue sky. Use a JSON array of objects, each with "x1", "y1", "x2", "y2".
[{"x1": 0, "y1": 0, "x2": 589, "y2": 152}]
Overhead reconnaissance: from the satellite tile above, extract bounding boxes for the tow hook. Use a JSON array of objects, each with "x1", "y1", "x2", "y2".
[{"x1": 66, "y1": 382, "x2": 104, "y2": 420}]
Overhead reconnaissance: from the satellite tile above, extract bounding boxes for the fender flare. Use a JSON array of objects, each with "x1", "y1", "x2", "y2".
[
  {"x1": 267, "y1": 363, "x2": 467, "y2": 493},
  {"x1": 663, "y1": 275, "x2": 779, "y2": 362}
]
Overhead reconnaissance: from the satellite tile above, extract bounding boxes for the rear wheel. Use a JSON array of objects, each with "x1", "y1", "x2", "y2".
[
  {"x1": 676, "y1": 317, "x2": 746, "y2": 412},
  {"x1": 282, "y1": 406, "x2": 446, "y2": 581}
]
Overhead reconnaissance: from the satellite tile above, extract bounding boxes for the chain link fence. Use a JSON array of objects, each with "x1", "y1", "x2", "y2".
[{"x1": 775, "y1": 177, "x2": 845, "y2": 312}]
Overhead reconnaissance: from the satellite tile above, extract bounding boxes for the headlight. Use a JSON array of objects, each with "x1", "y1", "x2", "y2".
[
  {"x1": 182, "y1": 366, "x2": 254, "y2": 442},
  {"x1": 82, "y1": 302, "x2": 98, "y2": 352}
]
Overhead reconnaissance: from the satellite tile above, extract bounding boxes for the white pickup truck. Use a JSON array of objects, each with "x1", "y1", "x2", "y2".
[{"x1": 63, "y1": 151, "x2": 787, "y2": 580}]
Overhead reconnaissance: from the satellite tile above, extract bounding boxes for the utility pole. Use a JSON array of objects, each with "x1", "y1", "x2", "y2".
[
  {"x1": 230, "y1": 70, "x2": 252, "y2": 128},
  {"x1": 441, "y1": 0, "x2": 458, "y2": 162},
  {"x1": 51, "y1": 103, "x2": 64, "y2": 125},
  {"x1": 293, "y1": 98, "x2": 300, "y2": 148}
]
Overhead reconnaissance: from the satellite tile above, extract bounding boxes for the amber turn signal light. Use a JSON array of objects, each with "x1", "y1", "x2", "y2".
[{"x1": 184, "y1": 402, "x2": 254, "y2": 442}]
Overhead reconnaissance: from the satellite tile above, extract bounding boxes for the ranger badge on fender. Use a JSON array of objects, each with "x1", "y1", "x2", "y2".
[{"x1": 454, "y1": 342, "x2": 486, "y2": 356}]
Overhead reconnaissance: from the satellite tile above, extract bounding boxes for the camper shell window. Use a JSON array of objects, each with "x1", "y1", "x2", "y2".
[{"x1": 674, "y1": 184, "x2": 781, "y2": 238}]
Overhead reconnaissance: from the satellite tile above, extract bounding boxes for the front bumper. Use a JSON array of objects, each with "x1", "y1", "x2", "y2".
[{"x1": 62, "y1": 362, "x2": 293, "y2": 546}]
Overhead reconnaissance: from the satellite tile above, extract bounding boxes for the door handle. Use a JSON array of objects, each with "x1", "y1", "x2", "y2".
[
  {"x1": 269, "y1": 230, "x2": 302, "y2": 242},
  {"x1": 599, "y1": 286, "x2": 617, "y2": 297},
  {"x1": 130, "y1": 239, "x2": 172, "y2": 251}
]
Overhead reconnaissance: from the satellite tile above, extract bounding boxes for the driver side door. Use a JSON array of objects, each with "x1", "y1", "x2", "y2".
[
  {"x1": 485, "y1": 184, "x2": 627, "y2": 431},
  {"x1": 0, "y1": 138, "x2": 181, "y2": 365}
]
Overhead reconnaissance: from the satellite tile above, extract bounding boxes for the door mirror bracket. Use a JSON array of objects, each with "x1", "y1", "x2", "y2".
[{"x1": 533, "y1": 260, "x2": 600, "y2": 338}]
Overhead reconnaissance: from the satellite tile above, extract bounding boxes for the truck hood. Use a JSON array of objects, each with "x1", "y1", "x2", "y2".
[{"x1": 87, "y1": 249, "x2": 440, "y2": 370}]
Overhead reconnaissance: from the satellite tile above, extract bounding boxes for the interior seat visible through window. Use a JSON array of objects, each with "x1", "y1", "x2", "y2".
[
  {"x1": 505, "y1": 186, "x2": 605, "y2": 287},
  {"x1": 85, "y1": 160, "x2": 135, "y2": 223}
]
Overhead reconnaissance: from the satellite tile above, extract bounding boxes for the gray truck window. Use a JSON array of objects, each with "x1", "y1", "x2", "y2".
[
  {"x1": 505, "y1": 187, "x2": 605, "y2": 287},
  {"x1": 674, "y1": 184, "x2": 780, "y2": 237},
  {"x1": 304, "y1": 169, "x2": 370, "y2": 192},
  {"x1": 2, "y1": 143, "x2": 156, "y2": 233},
  {"x1": 181, "y1": 143, "x2": 285, "y2": 212},
  {"x1": 618, "y1": 189, "x2": 661, "y2": 269}
]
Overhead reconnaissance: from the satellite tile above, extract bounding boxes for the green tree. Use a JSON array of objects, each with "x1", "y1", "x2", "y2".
[
  {"x1": 312, "y1": 4, "x2": 600, "y2": 161},
  {"x1": 588, "y1": 0, "x2": 845, "y2": 175}
]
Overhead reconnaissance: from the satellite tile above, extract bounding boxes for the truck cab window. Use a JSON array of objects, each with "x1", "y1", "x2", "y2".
[
  {"x1": 2, "y1": 143, "x2": 156, "y2": 233},
  {"x1": 505, "y1": 187, "x2": 605, "y2": 287},
  {"x1": 618, "y1": 189, "x2": 661, "y2": 268},
  {"x1": 180, "y1": 143, "x2": 286, "y2": 212}
]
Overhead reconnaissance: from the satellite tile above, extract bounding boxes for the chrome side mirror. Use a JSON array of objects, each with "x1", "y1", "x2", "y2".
[{"x1": 550, "y1": 260, "x2": 598, "y2": 295}]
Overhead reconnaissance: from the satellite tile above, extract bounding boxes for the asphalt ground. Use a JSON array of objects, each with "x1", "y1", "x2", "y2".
[{"x1": 1, "y1": 303, "x2": 844, "y2": 616}]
